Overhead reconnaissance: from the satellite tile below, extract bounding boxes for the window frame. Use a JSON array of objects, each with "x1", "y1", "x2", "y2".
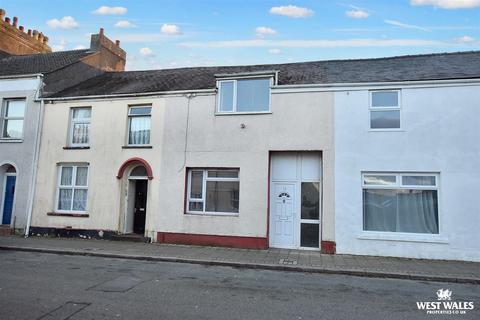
[
  {"x1": 69, "y1": 107, "x2": 91, "y2": 147},
  {"x1": 1, "y1": 98, "x2": 26, "y2": 140},
  {"x1": 361, "y1": 172, "x2": 441, "y2": 236},
  {"x1": 186, "y1": 168, "x2": 240, "y2": 216},
  {"x1": 216, "y1": 76, "x2": 273, "y2": 114},
  {"x1": 369, "y1": 90, "x2": 402, "y2": 131},
  {"x1": 55, "y1": 164, "x2": 89, "y2": 214},
  {"x1": 127, "y1": 105, "x2": 152, "y2": 146}
]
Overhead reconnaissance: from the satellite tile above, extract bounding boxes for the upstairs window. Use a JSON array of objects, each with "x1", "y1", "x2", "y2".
[
  {"x1": 128, "y1": 105, "x2": 151, "y2": 145},
  {"x1": 370, "y1": 90, "x2": 401, "y2": 129},
  {"x1": 1, "y1": 99, "x2": 26, "y2": 139},
  {"x1": 218, "y1": 78, "x2": 271, "y2": 113},
  {"x1": 69, "y1": 107, "x2": 91, "y2": 147}
]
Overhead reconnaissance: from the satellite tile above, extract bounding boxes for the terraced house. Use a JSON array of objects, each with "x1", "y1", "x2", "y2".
[
  {"x1": 0, "y1": 9, "x2": 126, "y2": 235},
  {"x1": 27, "y1": 49, "x2": 480, "y2": 262}
]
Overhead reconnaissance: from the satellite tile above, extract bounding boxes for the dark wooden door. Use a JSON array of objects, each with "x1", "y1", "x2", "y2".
[{"x1": 133, "y1": 180, "x2": 147, "y2": 234}]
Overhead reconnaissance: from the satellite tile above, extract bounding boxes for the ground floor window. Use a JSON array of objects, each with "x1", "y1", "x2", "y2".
[
  {"x1": 362, "y1": 173, "x2": 439, "y2": 234},
  {"x1": 56, "y1": 165, "x2": 89, "y2": 213},
  {"x1": 187, "y1": 168, "x2": 239, "y2": 215}
]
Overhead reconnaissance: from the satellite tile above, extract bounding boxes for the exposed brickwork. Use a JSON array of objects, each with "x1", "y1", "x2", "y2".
[{"x1": 0, "y1": 8, "x2": 51, "y2": 55}]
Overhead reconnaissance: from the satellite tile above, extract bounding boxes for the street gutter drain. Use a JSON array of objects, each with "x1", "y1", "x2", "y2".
[{"x1": 279, "y1": 259, "x2": 298, "y2": 265}]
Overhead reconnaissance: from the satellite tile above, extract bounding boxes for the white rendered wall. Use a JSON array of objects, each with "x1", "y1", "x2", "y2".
[{"x1": 334, "y1": 84, "x2": 480, "y2": 261}]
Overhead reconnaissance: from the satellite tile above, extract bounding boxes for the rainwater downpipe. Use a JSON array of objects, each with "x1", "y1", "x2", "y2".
[{"x1": 178, "y1": 93, "x2": 196, "y2": 173}]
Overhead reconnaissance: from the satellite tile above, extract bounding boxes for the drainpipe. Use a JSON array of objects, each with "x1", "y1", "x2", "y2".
[{"x1": 25, "y1": 75, "x2": 45, "y2": 237}]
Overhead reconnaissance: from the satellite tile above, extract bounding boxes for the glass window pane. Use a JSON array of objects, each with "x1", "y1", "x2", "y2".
[
  {"x1": 219, "y1": 81, "x2": 234, "y2": 112},
  {"x1": 129, "y1": 116, "x2": 151, "y2": 145},
  {"x1": 72, "y1": 189, "x2": 87, "y2": 211},
  {"x1": 397, "y1": 190, "x2": 438, "y2": 234},
  {"x1": 2, "y1": 119, "x2": 23, "y2": 138},
  {"x1": 363, "y1": 175, "x2": 396, "y2": 186},
  {"x1": 58, "y1": 188, "x2": 73, "y2": 210},
  {"x1": 300, "y1": 223, "x2": 319, "y2": 248},
  {"x1": 5, "y1": 100, "x2": 25, "y2": 117},
  {"x1": 205, "y1": 181, "x2": 239, "y2": 213},
  {"x1": 60, "y1": 167, "x2": 73, "y2": 186},
  {"x1": 129, "y1": 107, "x2": 151, "y2": 115},
  {"x1": 363, "y1": 189, "x2": 397, "y2": 232},
  {"x1": 130, "y1": 166, "x2": 147, "y2": 177},
  {"x1": 75, "y1": 167, "x2": 88, "y2": 186},
  {"x1": 236, "y1": 78, "x2": 270, "y2": 112},
  {"x1": 371, "y1": 91, "x2": 398, "y2": 107},
  {"x1": 73, "y1": 108, "x2": 91, "y2": 119},
  {"x1": 189, "y1": 201, "x2": 203, "y2": 212},
  {"x1": 207, "y1": 170, "x2": 238, "y2": 178},
  {"x1": 402, "y1": 176, "x2": 436, "y2": 186},
  {"x1": 370, "y1": 110, "x2": 400, "y2": 129},
  {"x1": 72, "y1": 123, "x2": 90, "y2": 144},
  {"x1": 301, "y1": 182, "x2": 320, "y2": 220},
  {"x1": 190, "y1": 171, "x2": 203, "y2": 199}
]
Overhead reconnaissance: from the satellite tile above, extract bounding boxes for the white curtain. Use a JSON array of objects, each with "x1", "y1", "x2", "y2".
[
  {"x1": 129, "y1": 117, "x2": 150, "y2": 144},
  {"x1": 60, "y1": 167, "x2": 73, "y2": 185},
  {"x1": 72, "y1": 123, "x2": 90, "y2": 144},
  {"x1": 363, "y1": 189, "x2": 438, "y2": 234},
  {"x1": 73, "y1": 189, "x2": 87, "y2": 211},
  {"x1": 58, "y1": 189, "x2": 72, "y2": 210},
  {"x1": 75, "y1": 167, "x2": 88, "y2": 186}
]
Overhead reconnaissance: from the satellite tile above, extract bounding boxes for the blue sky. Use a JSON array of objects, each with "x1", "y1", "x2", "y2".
[{"x1": 1, "y1": 0, "x2": 479, "y2": 70}]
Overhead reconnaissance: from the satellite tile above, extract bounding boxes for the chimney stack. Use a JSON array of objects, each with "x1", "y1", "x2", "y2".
[
  {"x1": 89, "y1": 28, "x2": 126, "y2": 71},
  {"x1": 0, "y1": 8, "x2": 51, "y2": 54},
  {"x1": 115, "y1": 40, "x2": 120, "y2": 47}
]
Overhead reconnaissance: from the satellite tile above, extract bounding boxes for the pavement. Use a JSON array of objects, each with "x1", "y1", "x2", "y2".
[
  {"x1": 0, "y1": 235, "x2": 479, "y2": 284},
  {"x1": 1, "y1": 250, "x2": 479, "y2": 320}
]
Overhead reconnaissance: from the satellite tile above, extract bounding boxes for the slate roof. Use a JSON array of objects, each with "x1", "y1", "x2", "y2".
[
  {"x1": 0, "y1": 49, "x2": 94, "y2": 77},
  {"x1": 49, "y1": 50, "x2": 480, "y2": 98}
]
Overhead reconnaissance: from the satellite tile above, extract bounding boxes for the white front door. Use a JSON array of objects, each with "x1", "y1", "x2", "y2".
[{"x1": 270, "y1": 183, "x2": 296, "y2": 248}]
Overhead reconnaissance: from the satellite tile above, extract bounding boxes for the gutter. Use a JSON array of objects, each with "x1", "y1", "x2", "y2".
[
  {"x1": 25, "y1": 75, "x2": 45, "y2": 237},
  {"x1": 0, "y1": 73, "x2": 43, "y2": 80},
  {"x1": 44, "y1": 88, "x2": 217, "y2": 102}
]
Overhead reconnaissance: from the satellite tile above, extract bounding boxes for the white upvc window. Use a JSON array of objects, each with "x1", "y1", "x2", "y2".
[
  {"x1": 127, "y1": 105, "x2": 151, "y2": 145},
  {"x1": 362, "y1": 173, "x2": 439, "y2": 234},
  {"x1": 1, "y1": 99, "x2": 26, "y2": 139},
  {"x1": 369, "y1": 90, "x2": 401, "y2": 130},
  {"x1": 217, "y1": 78, "x2": 271, "y2": 113},
  {"x1": 69, "y1": 107, "x2": 91, "y2": 147},
  {"x1": 187, "y1": 169, "x2": 240, "y2": 215},
  {"x1": 56, "y1": 165, "x2": 89, "y2": 213}
]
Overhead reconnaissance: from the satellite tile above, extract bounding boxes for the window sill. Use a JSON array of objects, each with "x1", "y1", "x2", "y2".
[
  {"x1": 0, "y1": 138, "x2": 23, "y2": 143},
  {"x1": 357, "y1": 232, "x2": 448, "y2": 244},
  {"x1": 63, "y1": 146, "x2": 90, "y2": 150},
  {"x1": 185, "y1": 212, "x2": 239, "y2": 217},
  {"x1": 368, "y1": 129, "x2": 404, "y2": 132},
  {"x1": 47, "y1": 212, "x2": 89, "y2": 218},
  {"x1": 122, "y1": 145, "x2": 153, "y2": 149},
  {"x1": 215, "y1": 111, "x2": 272, "y2": 116}
]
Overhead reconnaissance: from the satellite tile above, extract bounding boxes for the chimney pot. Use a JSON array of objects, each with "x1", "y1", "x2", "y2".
[
  {"x1": 5, "y1": 17, "x2": 10, "y2": 24},
  {"x1": 115, "y1": 40, "x2": 120, "y2": 47},
  {"x1": 38, "y1": 33, "x2": 44, "y2": 42},
  {"x1": 27, "y1": 29, "x2": 32, "y2": 36},
  {"x1": 13, "y1": 16, "x2": 18, "y2": 27},
  {"x1": 99, "y1": 28, "x2": 104, "y2": 36},
  {"x1": 0, "y1": 9, "x2": 5, "y2": 20},
  {"x1": 43, "y1": 36, "x2": 49, "y2": 44},
  {"x1": 19, "y1": 25, "x2": 24, "y2": 32},
  {"x1": 32, "y1": 30, "x2": 39, "y2": 39}
]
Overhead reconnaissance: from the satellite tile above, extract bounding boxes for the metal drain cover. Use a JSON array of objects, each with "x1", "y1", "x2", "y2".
[{"x1": 279, "y1": 258, "x2": 298, "y2": 265}]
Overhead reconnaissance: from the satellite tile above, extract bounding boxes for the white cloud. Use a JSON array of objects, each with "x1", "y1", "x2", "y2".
[
  {"x1": 270, "y1": 5, "x2": 314, "y2": 18},
  {"x1": 255, "y1": 26, "x2": 277, "y2": 37},
  {"x1": 74, "y1": 45, "x2": 87, "y2": 50},
  {"x1": 47, "y1": 16, "x2": 79, "y2": 29},
  {"x1": 161, "y1": 23, "x2": 181, "y2": 35},
  {"x1": 268, "y1": 48, "x2": 281, "y2": 55},
  {"x1": 51, "y1": 39, "x2": 67, "y2": 51},
  {"x1": 455, "y1": 35, "x2": 475, "y2": 43},
  {"x1": 92, "y1": 6, "x2": 127, "y2": 15},
  {"x1": 139, "y1": 47, "x2": 155, "y2": 57},
  {"x1": 180, "y1": 38, "x2": 444, "y2": 49},
  {"x1": 346, "y1": 9, "x2": 370, "y2": 19},
  {"x1": 115, "y1": 20, "x2": 135, "y2": 28},
  {"x1": 384, "y1": 19, "x2": 430, "y2": 31},
  {"x1": 410, "y1": 0, "x2": 480, "y2": 9}
]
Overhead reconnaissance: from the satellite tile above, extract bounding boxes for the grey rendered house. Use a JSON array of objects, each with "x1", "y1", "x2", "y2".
[{"x1": 0, "y1": 8, "x2": 126, "y2": 234}]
